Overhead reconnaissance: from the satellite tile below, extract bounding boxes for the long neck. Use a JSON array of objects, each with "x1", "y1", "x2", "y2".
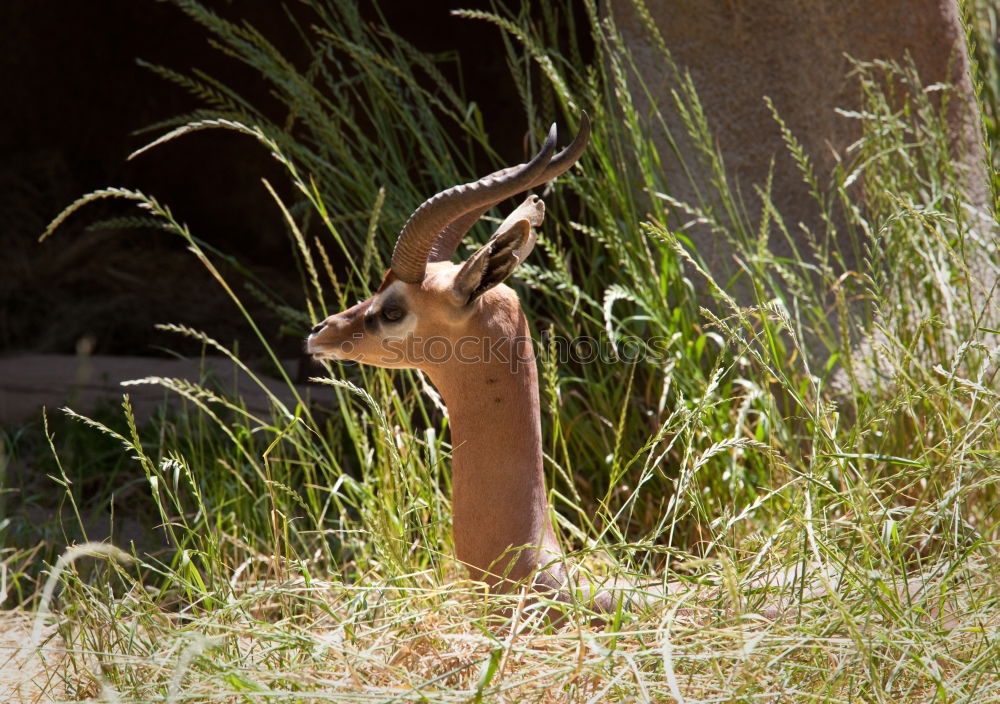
[{"x1": 425, "y1": 304, "x2": 560, "y2": 588}]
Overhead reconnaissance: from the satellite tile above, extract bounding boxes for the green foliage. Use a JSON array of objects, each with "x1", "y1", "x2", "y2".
[{"x1": 4, "y1": 0, "x2": 999, "y2": 700}]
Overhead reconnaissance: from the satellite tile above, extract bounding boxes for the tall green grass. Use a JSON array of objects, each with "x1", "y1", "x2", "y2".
[{"x1": 4, "y1": 0, "x2": 998, "y2": 700}]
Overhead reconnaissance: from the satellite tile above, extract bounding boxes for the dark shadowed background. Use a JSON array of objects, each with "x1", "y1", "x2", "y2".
[{"x1": 1, "y1": 0, "x2": 552, "y2": 362}]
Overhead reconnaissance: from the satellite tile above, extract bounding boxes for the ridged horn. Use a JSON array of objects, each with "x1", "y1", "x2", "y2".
[
  {"x1": 428, "y1": 111, "x2": 591, "y2": 264},
  {"x1": 390, "y1": 123, "x2": 558, "y2": 284}
]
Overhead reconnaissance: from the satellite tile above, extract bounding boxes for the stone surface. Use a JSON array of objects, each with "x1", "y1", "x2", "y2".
[
  {"x1": 609, "y1": 0, "x2": 992, "y2": 294},
  {"x1": 0, "y1": 354, "x2": 308, "y2": 425}
]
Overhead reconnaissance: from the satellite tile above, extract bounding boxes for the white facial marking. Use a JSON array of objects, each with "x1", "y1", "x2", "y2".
[{"x1": 370, "y1": 281, "x2": 417, "y2": 339}]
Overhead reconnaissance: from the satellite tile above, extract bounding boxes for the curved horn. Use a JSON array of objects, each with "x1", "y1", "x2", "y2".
[
  {"x1": 427, "y1": 111, "x2": 591, "y2": 264},
  {"x1": 390, "y1": 123, "x2": 559, "y2": 283}
]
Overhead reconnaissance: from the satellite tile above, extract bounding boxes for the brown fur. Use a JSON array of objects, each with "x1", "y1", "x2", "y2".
[{"x1": 309, "y1": 262, "x2": 568, "y2": 594}]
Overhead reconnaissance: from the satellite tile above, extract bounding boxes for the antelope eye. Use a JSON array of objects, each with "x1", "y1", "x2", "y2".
[{"x1": 381, "y1": 305, "x2": 405, "y2": 322}]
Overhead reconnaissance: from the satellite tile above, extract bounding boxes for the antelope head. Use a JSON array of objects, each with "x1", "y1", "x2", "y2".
[{"x1": 306, "y1": 115, "x2": 590, "y2": 372}]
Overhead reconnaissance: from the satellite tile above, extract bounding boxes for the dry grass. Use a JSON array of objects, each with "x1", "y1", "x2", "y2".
[
  {"x1": 0, "y1": 611, "x2": 64, "y2": 703},
  {"x1": 7, "y1": 559, "x2": 995, "y2": 702},
  {"x1": 3, "y1": 0, "x2": 999, "y2": 701}
]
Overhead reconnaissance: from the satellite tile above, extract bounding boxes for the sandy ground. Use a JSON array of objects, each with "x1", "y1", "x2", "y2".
[{"x1": 0, "y1": 611, "x2": 63, "y2": 703}]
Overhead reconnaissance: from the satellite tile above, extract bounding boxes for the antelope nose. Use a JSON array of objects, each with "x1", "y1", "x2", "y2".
[{"x1": 310, "y1": 321, "x2": 326, "y2": 335}]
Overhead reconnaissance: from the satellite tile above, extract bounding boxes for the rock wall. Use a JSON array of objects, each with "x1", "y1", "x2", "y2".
[{"x1": 608, "y1": 0, "x2": 992, "y2": 298}]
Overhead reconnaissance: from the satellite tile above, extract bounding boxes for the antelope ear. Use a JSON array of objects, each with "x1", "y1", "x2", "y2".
[{"x1": 451, "y1": 196, "x2": 545, "y2": 305}]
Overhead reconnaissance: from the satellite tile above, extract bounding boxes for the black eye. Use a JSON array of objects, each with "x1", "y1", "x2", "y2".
[{"x1": 381, "y1": 305, "x2": 404, "y2": 322}]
